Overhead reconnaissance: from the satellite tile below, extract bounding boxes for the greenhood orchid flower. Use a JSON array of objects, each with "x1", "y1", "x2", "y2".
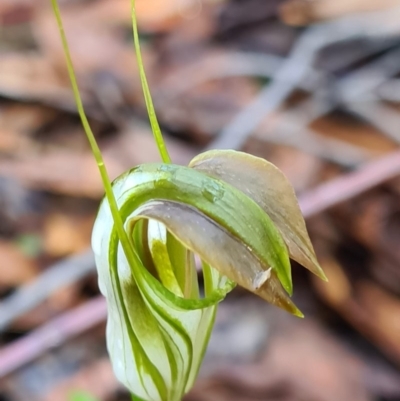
[
  {"x1": 91, "y1": 150, "x2": 326, "y2": 401},
  {"x1": 51, "y1": 0, "x2": 327, "y2": 400}
]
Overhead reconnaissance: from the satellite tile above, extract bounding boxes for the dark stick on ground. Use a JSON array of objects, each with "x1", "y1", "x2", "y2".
[
  {"x1": 0, "y1": 296, "x2": 106, "y2": 378},
  {"x1": 0, "y1": 250, "x2": 95, "y2": 332}
]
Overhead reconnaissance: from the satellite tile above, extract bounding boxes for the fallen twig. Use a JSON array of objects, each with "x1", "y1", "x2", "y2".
[
  {"x1": 299, "y1": 149, "x2": 400, "y2": 218},
  {"x1": 209, "y1": 17, "x2": 400, "y2": 151},
  {"x1": 0, "y1": 250, "x2": 95, "y2": 332},
  {"x1": 0, "y1": 296, "x2": 106, "y2": 378}
]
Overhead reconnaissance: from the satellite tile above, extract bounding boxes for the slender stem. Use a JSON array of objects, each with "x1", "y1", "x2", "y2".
[
  {"x1": 50, "y1": 0, "x2": 141, "y2": 268},
  {"x1": 131, "y1": 0, "x2": 171, "y2": 164}
]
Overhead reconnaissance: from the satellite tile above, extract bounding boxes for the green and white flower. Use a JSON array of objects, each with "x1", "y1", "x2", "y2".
[
  {"x1": 92, "y1": 150, "x2": 326, "y2": 401},
  {"x1": 51, "y1": 0, "x2": 326, "y2": 399}
]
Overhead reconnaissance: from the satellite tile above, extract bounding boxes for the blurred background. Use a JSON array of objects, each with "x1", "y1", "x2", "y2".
[{"x1": 1, "y1": 0, "x2": 400, "y2": 400}]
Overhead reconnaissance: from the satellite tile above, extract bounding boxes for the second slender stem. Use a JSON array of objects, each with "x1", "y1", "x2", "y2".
[{"x1": 130, "y1": 0, "x2": 171, "y2": 164}]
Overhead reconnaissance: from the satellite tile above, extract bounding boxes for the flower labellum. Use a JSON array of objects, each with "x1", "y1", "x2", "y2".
[{"x1": 92, "y1": 150, "x2": 326, "y2": 401}]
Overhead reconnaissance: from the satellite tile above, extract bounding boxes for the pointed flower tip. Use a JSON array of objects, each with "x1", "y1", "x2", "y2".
[
  {"x1": 314, "y1": 264, "x2": 328, "y2": 282},
  {"x1": 284, "y1": 299, "x2": 304, "y2": 318}
]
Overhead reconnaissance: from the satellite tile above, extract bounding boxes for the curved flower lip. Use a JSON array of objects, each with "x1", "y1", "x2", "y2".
[{"x1": 132, "y1": 199, "x2": 303, "y2": 317}]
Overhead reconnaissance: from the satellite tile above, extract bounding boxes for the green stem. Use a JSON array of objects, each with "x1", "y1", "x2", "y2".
[
  {"x1": 131, "y1": 0, "x2": 171, "y2": 164},
  {"x1": 50, "y1": 0, "x2": 141, "y2": 269}
]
